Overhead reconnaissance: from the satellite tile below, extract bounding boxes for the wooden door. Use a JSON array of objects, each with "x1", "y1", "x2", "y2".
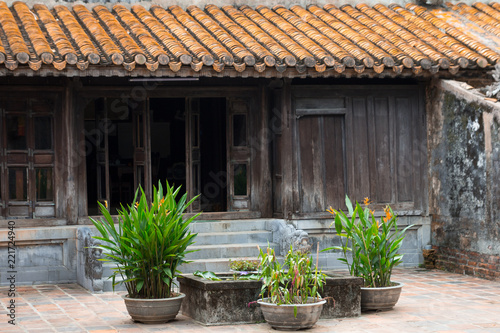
[
  {"x1": 293, "y1": 87, "x2": 425, "y2": 214},
  {"x1": 227, "y1": 98, "x2": 251, "y2": 211},
  {"x1": 0, "y1": 97, "x2": 56, "y2": 218},
  {"x1": 186, "y1": 98, "x2": 201, "y2": 211}
]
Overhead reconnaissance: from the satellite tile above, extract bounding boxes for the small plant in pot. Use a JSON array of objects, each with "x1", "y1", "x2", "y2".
[
  {"x1": 323, "y1": 196, "x2": 413, "y2": 311},
  {"x1": 91, "y1": 181, "x2": 200, "y2": 324},
  {"x1": 257, "y1": 245, "x2": 327, "y2": 330}
]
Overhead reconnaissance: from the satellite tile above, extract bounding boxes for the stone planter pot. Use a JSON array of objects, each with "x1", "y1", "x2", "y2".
[
  {"x1": 123, "y1": 293, "x2": 185, "y2": 324},
  {"x1": 178, "y1": 273, "x2": 263, "y2": 325},
  {"x1": 361, "y1": 282, "x2": 403, "y2": 311},
  {"x1": 322, "y1": 272, "x2": 364, "y2": 318},
  {"x1": 258, "y1": 297, "x2": 326, "y2": 331}
]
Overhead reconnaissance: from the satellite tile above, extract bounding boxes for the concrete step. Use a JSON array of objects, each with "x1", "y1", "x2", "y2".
[
  {"x1": 193, "y1": 230, "x2": 272, "y2": 245},
  {"x1": 178, "y1": 256, "x2": 284, "y2": 274},
  {"x1": 189, "y1": 219, "x2": 271, "y2": 233},
  {"x1": 185, "y1": 242, "x2": 276, "y2": 260}
]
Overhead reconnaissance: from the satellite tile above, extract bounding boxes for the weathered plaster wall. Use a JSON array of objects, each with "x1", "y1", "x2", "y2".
[{"x1": 428, "y1": 80, "x2": 500, "y2": 280}]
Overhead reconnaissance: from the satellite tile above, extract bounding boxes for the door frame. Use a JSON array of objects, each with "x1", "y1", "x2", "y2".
[{"x1": 78, "y1": 86, "x2": 264, "y2": 218}]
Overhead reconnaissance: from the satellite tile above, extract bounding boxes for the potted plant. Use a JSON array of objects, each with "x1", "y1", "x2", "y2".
[
  {"x1": 257, "y1": 245, "x2": 327, "y2": 330},
  {"x1": 323, "y1": 196, "x2": 413, "y2": 311},
  {"x1": 90, "y1": 181, "x2": 200, "y2": 323}
]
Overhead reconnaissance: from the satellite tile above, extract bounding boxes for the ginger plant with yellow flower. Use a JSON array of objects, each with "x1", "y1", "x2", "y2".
[
  {"x1": 90, "y1": 181, "x2": 200, "y2": 299},
  {"x1": 322, "y1": 196, "x2": 413, "y2": 288}
]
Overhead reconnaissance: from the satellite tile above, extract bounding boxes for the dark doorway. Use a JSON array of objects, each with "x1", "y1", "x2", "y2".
[
  {"x1": 149, "y1": 98, "x2": 186, "y2": 197},
  {"x1": 199, "y1": 98, "x2": 227, "y2": 212},
  {"x1": 85, "y1": 97, "x2": 136, "y2": 215}
]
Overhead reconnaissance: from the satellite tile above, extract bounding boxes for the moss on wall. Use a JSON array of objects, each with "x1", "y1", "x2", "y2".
[{"x1": 430, "y1": 85, "x2": 499, "y2": 257}]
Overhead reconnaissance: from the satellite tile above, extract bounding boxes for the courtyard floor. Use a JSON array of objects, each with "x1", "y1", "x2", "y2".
[{"x1": 1, "y1": 268, "x2": 499, "y2": 332}]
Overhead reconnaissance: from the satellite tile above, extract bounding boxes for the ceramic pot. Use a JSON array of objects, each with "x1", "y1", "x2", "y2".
[
  {"x1": 123, "y1": 293, "x2": 185, "y2": 324},
  {"x1": 361, "y1": 282, "x2": 403, "y2": 311},
  {"x1": 257, "y1": 297, "x2": 326, "y2": 330}
]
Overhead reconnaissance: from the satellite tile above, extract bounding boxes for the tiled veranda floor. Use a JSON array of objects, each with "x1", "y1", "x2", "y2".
[{"x1": 1, "y1": 268, "x2": 499, "y2": 332}]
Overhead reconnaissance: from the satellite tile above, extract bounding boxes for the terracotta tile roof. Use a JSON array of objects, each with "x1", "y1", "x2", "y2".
[{"x1": 0, "y1": 1, "x2": 500, "y2": 76}]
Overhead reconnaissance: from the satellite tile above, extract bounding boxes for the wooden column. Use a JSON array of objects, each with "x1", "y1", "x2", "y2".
[
  {"x1": 280, "y1": 79, "x2": 295, "y2": 220},
  {"x1": 258, "y1": 83, "x2": 272, "y2": 217},
  {"x1": 62, "y1": 78, "x2": 78, "y2": 224}
]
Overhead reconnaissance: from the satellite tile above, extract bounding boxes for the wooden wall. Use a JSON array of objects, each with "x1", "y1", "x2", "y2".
[{"x1": 273, "y1": 83, "x2": 427, "y2": 219}]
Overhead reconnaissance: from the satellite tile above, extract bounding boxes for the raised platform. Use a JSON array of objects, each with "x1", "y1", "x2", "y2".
[{"x1": 178, "y1": 271, "x2": 362, "y2": 325}]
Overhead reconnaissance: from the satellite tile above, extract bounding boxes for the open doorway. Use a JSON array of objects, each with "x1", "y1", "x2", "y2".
[
  {"x1": 199, "y1": 98, "x2": 226, "y2": 212},
  {"x1": 149, "y1": 98, "x2": 186, "y2": 197},
  {"x1": 85, "y1": 98, "x2": 136, "y2": 215},
  {"x1": 150, "y1": 98, "x2": 227, "y2": 212}
]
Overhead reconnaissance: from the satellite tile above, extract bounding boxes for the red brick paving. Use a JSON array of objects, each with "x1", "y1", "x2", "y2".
[{"x1": 1, "y1": 268, "x2": 499, "y2": 332}]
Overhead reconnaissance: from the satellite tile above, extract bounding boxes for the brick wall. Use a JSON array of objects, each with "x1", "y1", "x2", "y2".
[{"x1": 434, "y1": 245, "x2": 500, "y2": 280}]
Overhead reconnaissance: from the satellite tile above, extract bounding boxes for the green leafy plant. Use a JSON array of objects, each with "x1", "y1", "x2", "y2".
[
  {"x1": 229, "y1": 259, "x2": 259, "y2": 272},
  {"x1": 323, "y1": 196, "x2": 413, "y2": 288},
  {"x1": 91, "y1": 181, "x2": 200, "y2": 299},
  {"x1": 258, "y1": 245, "x2": 326, "y2": 306}
]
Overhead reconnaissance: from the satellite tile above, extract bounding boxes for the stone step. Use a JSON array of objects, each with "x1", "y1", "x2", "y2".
[
  {"x1": 189, "y1": 219, "x2": 272, "y2": 233},
  {"x1": 185, "y1": 242, "x2": 275, "y2": 260},
  {"x1": 193, "y1": 230, "x2": 272, "y2": 245},
  {"x1": 178, "y1": 256, "x2": 283, "y2": 274}
]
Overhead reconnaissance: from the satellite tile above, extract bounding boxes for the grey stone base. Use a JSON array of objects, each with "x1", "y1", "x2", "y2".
[
  {"x1": 178, "y1": 271, "x2": 363, "y2": 325},
  {"x1": 322, "y1": 272, "x2": 363, "y2": 318},
  {"x1": 178, "y1": 273, "x2": 264, "y2": 325}
]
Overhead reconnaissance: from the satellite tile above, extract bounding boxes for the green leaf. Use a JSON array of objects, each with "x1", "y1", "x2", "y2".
[
  {"x1": 136, "y1": 280, "x2": 144, "y2": 292},
  {"x1": 193, "y1": 271, "x2": 222, "y2": 281},
  {"x1": 345, "y1": 195, "x2": 354, "y2": 215}
]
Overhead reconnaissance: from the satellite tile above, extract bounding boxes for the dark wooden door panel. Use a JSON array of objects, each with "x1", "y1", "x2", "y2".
[
  {"x1": 373, "y1": 97, "x2": 393, "y2": 203},
  {"x1": 395, "y1": 96, "x2": 416, "y2": 203},
  {"x1": 350, "y1": 98, "x2": 371, "y2": 202},
  {"x1": 323, "y1": 116, "x2": 346, "y2": 210},
  {"x1": 298, "y1": 116, "x2": 322, "y2": 212},
  {"x1": 298, "y1": 115, "x2": 345, "y2": 213},
  {"x1": 292, "y1": 86, "x2": 425, "y2": 215}
]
